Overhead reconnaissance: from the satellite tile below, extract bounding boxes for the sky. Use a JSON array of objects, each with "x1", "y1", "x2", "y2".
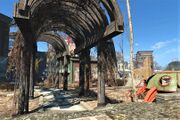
[{"x1": 0, "y1": 0, "x2": 179, "y2": 67}]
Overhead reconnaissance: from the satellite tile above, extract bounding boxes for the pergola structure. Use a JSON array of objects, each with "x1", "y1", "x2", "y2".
[{"x1": 13, "y1": 0, "x2": 124, "y2": 114}]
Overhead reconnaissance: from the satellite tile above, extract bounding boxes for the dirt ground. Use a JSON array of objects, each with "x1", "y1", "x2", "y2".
[
  {"x1": 0, "y1": 86, "x2": 179, "y2": 120},
  {"x1": 0, "y1": 86, "x2": 131, "y2": 115},
  {"x1": 0, "y1": 89, "x2": 41, "y2": 116},
  {"x1": 0, "y1": 90, "x2": 14, "y2": 114}
]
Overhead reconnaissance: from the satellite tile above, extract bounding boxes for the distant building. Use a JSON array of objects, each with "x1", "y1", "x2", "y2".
[
  {"x1": 117, "y1": 61, "x2": 129, "y2": 72},
  {"x1": 0, "y1": 13, "x2": 12, "y2": 80},
  {"x1": 0, "y1": 13, "x2": 12, "y2": 57},
  {"x1": 36, "y1": 52, "x2": 47, "y2": 81},
  {"x1": 69, "y1": 57, "x2": 98, "y2": 83},
  {"x1": 134, "y1": 51, "x2": 153, "y2": 80}
]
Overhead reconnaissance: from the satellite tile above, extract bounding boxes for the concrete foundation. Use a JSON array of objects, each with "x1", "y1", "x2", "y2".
[{"x1": 156, "y1": 93, "x2": 180, "y2": 103}]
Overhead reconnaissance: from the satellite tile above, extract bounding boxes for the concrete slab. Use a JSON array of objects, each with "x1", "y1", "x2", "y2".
[
  {"x1": 41, "y1": 91, "x2": 52, "y2": 96},
  {"x1": 34, "y1": 89, "x2": 41, "y2": 92},
  {"x1": 156, "y1": 93, "x2": 180, "y2": 103},
  {"x1": 44, "y1": 95, "x2": 55, "y2": 100},
  {"x1": 47, "y1": 106, "x2": 61, "y2": 111},
  {"x1": 36, "y1": 88, "x2": 90, "y2": 112},
  {"x1": 80, "y1": 101, "x2": 94, "y2": 110},
  {"x1": 60, "y1": 104, "x2": 87, "y2": 112},
  {"x1": 6, "y1": 93, "x2": 14, "y2": 97}
]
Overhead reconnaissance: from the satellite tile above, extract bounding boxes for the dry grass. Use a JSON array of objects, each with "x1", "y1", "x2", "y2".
[
  {"x1": 0, "y1": 89, "x2": 41, "y2": 116},
  {"x1": 0, "y1": 91, "x2": 14, "y2": 115}
]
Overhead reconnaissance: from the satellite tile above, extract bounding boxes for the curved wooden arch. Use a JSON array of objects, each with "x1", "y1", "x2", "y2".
[
  {"x1": 14, "y1": 0, "x2": 124, "y2": 53},
  {"x1": 37, "y1": 32, "x2": 70, "y2": 56}
]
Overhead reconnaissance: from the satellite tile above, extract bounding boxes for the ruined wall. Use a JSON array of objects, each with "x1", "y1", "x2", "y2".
[
  {"x1": 71, "y1": 60, "x2": 97, "y2": 83},
  {"x1": 0, "y1": 14, "x2": 11, "y2": 57},
  {"x1": 134, "y1": 56, "x2": 153, "y2": 80}
]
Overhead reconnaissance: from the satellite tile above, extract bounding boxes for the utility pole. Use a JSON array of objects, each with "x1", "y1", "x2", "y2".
[
  {"x1": 126, "y1": 0, "x2": 136, "y2": 101},
  {"x1": 120, "y1": 37, "x2": 126, "y2": 85}
]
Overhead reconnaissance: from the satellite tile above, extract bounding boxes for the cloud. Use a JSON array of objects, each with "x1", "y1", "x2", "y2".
[
  {"x1": 135, "y1": 43, "x2": 139, "y2": 46},
  {"x1": 162, "y1": 48, "x2": 177, "y2": 55},
  {"x1": 151, "y1": 38, "x2": 177, "y2": 50}
]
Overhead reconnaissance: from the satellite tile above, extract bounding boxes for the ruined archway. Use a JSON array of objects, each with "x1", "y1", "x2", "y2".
[{"x1": 13, "y1": 0, "x2": 124, "y2": 114}]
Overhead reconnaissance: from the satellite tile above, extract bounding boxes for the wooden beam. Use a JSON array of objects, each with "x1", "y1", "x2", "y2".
[{"x1": 75, "y1": 21, "x2": 123, "y2": 53}]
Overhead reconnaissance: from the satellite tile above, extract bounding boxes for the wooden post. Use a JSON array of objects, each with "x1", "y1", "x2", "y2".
[
  {"x1": 54, "y1": 59, "x2": 60, "y2": 88},
  {"x1": 84, "y1": 49, "x2": 91, "y2": 92},
  {"x1": 18, "y1": 34, "x2": 31, "y2": 114},
  {"x1": 29, "y1": 43, "x2": 36, "y2": 99},
  {"x1": 120, "y1": 37, "x2": 126, "y2": 85},
  {"x1": 79, "y1": 50, "x2": 91, "y2": 96},
  {"x1": 59, "y1": 59, "x2": 63, "y2": 88},
  {"x1": 97, "y1": 42, "x2": 106, "y2": 106},
  {"x1": 14, "y1": 18, "x2": 34, "y2": 114},
  {"x1": 126, "y1": 0, "x2": 137, "y2": 100},
  {"x1": 79, "y1": 52, "x2": 85, "y2": 96},
  {"x1": 63, "y1": 55, "x2": 69, "y2": 91}
]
